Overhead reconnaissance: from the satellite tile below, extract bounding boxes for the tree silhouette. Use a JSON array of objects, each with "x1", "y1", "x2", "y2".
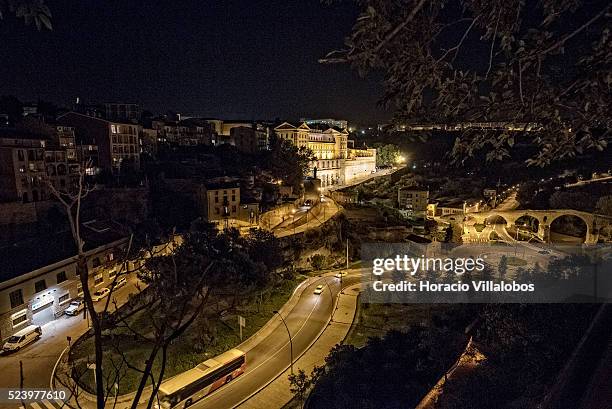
[{"x1": 321, "y1": 0, "x2": 610, "y2": 167}]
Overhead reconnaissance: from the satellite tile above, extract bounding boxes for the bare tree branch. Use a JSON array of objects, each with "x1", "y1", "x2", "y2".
[
  {"x1": 539, "y1": 5, "x2": 610, "y2": 56},
  {"x1": 319, "y1": 0, "x2": 427, "y2": 64}
]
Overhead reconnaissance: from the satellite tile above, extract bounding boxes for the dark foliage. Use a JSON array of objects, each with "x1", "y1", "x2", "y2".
[
  {"x1": 308, "y1": 328, "x2": 465, "y2": 409},
  {"x1": 322, "y1": 0, "x2": 610, "y2": 166}
]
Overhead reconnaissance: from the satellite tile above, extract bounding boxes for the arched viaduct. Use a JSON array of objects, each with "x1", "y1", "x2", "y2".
[{"x1": 461, "y1": 209, "x2": 612, "y2": 244}]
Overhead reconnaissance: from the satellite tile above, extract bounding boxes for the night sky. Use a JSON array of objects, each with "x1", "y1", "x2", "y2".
[{"x1": 0, "y1": 0, "x2": 388, "y2": 124}]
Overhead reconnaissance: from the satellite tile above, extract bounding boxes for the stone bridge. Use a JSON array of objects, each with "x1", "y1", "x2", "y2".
[{"x1": 463, "y1": 209, "x2": 612, "y2": 244}]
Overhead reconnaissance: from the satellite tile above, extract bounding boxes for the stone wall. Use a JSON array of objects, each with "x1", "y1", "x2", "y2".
[
  {"x1": 0, "y1": 200, "x2": 62, "y2": 242},
  {"x1": 343, "y1": 155, "x2": 376, "y2": 184}
]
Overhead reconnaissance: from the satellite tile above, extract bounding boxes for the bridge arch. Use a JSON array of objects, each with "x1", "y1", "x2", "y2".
[
  {"x1": 515, "y1": 214, "x2": 539, "y2": 231},
  {"x1": 485, "y1": 214, "x2": 509, "y2": 225},
  {"x1": 549, "y1": 213, "x2": 589, "y2": 244}
]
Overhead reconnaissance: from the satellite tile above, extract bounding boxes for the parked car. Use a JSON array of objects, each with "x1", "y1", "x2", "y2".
[
  {"x1": 92, "y1": 287, "x2": 110, "y2": 302},
  {"x1": 64, "y1": 298, "x2": 85, "y2": 316},
  {"x1": 113, "y1": 276, "x2": 127, "y2": 289},
  {"x1": 313, "y1": 285, "x2": 324, "y2": 295},
  {"x1": 2, "y1": 325, "x2": 42, "y2": 353},
  {"x1": 334, "y1": 271, "x2": 347, "y2": 279}
]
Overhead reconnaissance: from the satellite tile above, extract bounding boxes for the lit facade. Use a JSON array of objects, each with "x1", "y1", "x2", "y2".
[
  {"x1": 274, "y1": 122, "x2": 376, "y2": 187},
  {"x1": 198, "y1": 182, "x2": 241, "y2": 222},
  {"x1": 398, "y1": 188, "x2": 429, "y2": 213}
]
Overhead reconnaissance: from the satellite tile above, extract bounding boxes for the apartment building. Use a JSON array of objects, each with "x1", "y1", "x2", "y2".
[
  {"x1": 54, "y1": 126, "x2": 77, "y2": 161},
  {"x1": 230, "y1": 125, "x2": 269, "y2": 153},
  {"x1": 152, "y1": 118, "x2": 214, "y2": 146},
  {"x1": 398, "y1": 187, "x2": 429, "y2": 214},
  {"x1": 44, "y1": 149, "x2": 70, "y2": 192},
  {"x1": 59, "y1": 112, "x2": 140, "y2": 173},
  {"x1": 0, "y1": 131, "x2": 48, "y2": 203},
  {"x1": 0, "y1": 220, "x2": 182, "y2": 341},
  {"x1": 103, "y1": 102, "x2": 141, "y2": 122},
  {"x1": 198, "y1": 182, "x2": 241, "y2": 222},
  {"x1": 0, "y1": 221, "x2": 127, "y2": 340}
]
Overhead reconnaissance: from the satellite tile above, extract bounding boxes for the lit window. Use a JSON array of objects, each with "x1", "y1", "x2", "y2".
[
  {"x1": 94, "y1": 273, "x2": 104, "y2": 286},
  {"x1": 59, "y1": 293, "x2": 70, "y2": 304},
  {"x1": 12, "y1": 312, "x2": 27, "y2": 328}
]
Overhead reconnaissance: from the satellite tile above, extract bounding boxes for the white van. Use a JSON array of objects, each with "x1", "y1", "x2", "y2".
[
  {"x1": 2, "y1": 325, "x2": 42, "y2": 353},
  {"x1": 113, "y1": 276, "x2": 127, "y2": 289}
]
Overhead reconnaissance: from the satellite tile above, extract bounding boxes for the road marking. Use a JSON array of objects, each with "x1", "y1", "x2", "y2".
[
  {"x1": 41, "y1": 401, "x2": 57, "y2": 409},
  {"x1": 23, "y1": 400, "x2": 62, "y2": 409},
  {"x1": 203, "y1": 275, "x2": 365, "y2": 409},
  {"x1": 200, "y1": 277, "x2": 333, "y2": 404}
]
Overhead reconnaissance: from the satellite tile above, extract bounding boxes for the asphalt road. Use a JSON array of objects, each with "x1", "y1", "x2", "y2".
[
  {"x1": 0, "y1": 271, "x2": 360, "y2": 409},
  {"x1": 494, "y1": 191, "x2": 519, "y2": 211},
  {"x1": 0, "y1": 277, "x2": 140, "y2": 401},
  {"x1": 274, "y1": 199, "x2": 339, "y2": 238},
  {"x1": 189, "y1": 272, "x2": 361, "y2": 409}
]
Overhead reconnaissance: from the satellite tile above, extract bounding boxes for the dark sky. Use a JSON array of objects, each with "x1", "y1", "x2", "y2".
[{"x1": 0, "y1": 0, "x2": 389, "y2": 124}]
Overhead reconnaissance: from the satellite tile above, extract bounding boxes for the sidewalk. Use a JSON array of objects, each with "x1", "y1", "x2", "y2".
[
  {"x1": 415, "y1": 338, "x2": 486, "y2": 409},
  {"x1": 238, "y1": 284, "x2": 361, "y2": 409}
]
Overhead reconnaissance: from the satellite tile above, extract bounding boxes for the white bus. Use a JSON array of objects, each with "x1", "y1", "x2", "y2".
[{"x1": 155, "y1": 348, "x2": 246, "y2": 408}]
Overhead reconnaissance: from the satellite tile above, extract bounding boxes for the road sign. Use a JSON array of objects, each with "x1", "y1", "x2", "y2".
[
  {"x1": 238, "y1": 316, "x2": 245, "y2": 341},
  {"x1": 87, "y1": 363, "x2": 96, "y2": 384}
]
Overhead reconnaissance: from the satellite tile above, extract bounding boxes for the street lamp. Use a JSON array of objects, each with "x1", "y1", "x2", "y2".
[
  {"x1": 291, "y1": 208, "x2": 296, "y2": 235},
  {"x1": 273, "y1": 310, "x2": 293, "y2": 374}
]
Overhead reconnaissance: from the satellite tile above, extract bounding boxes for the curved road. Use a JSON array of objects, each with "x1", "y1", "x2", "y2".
[
  {"x1": 190, "y1": 272, "x2": 360, "y2": 409},
  {"x1": 27, "y1": 272, "x2": 360, "y2": 409}
]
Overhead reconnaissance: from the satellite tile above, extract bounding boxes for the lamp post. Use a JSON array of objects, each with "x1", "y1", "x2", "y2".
[
  {"x1": 273, "y1": 310, "x2": 293, "y2": 374},
  {"x1": 291, "y1": 209, "x2": 296, "y2": 235}
]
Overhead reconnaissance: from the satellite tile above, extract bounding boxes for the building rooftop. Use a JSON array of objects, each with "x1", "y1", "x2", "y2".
[
  {"x1": 399, "y1": 186, "x2": 429, "y2": 192},
  {"x1": 0, "y1": 220, "x2": 126, "y2": 282},
  {"x1": 203, "y1": 181, "x2": 241, "y2": 191},
  {"x1": 58, "y1": 111, "x2": 137, "y2": 126},
  {"x1": 406, "y1": 234, "x2": 432, "y2": 244},
  {"x1": 0, "y1": 128, "x2": 49, "y2": 141}
]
